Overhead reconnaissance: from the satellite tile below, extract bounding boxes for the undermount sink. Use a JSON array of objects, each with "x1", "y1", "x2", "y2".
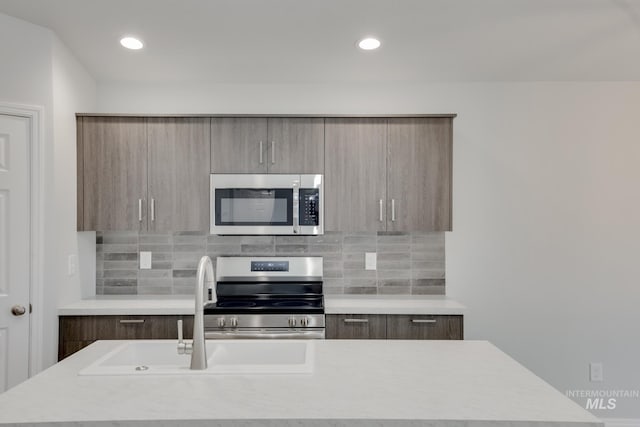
[{"x1": 78, "y1": 340, "x2": 314, "y2": 376}]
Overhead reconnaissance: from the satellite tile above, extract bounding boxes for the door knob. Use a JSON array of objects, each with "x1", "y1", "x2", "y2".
[{"x1": 11, "y1": 305, "x2": 26, "y2": 316}]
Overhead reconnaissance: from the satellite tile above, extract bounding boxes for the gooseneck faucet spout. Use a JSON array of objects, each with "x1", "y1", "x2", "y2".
[{"x1": 191, "y1": 255, "x2": 215, "y2": 370}]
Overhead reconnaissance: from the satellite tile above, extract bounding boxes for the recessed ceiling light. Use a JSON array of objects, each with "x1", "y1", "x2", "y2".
[
  {"x1": 358, "y1": 37, "x2": 381, "y2": 50},
  {"x1": 120, "y1": 36, "x2": 144, "y2": 50}
]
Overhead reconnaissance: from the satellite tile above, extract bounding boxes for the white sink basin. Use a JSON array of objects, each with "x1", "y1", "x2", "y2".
[{"x1": 78, "y1": 340, "x2": 314, "y2": 376}]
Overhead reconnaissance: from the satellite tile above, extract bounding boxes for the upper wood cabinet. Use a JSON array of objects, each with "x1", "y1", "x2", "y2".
[
  {"x1": 81, "y1": 117, "x2": 148, "y2": 231},
  {"x1": 210, "y1": 118, "x2": 268, "y2": 173},
  {"x1": 266, "y1": 118, "x2": 324, "y2": 173},
  {"x1": 325, "y1": 117, "x2": 452, "y2": 232},
  {"x1": 147, "y1": 118, "x2": 210, "y2": 232},
  {"x1": 210, "y1": 117, "x2": 324, "y2": 174},
  {"x1": 324, "y1": 118, "x2": 388, "y2": 232},
  {"x1": 78, "y1": 117, "x2": 211, "y2": 231},
  {"x1": 387, "y1": 118, "x2": 452, "y2": 231}
]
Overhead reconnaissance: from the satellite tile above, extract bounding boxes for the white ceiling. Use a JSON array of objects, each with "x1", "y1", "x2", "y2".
[{"x1": 1, "y1": 0, "x2": 640, "y2": 84}]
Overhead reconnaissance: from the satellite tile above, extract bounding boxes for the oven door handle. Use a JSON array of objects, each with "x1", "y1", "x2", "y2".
[{"x1": 205, "y1": 330, "x2": 325, "y2": 339}]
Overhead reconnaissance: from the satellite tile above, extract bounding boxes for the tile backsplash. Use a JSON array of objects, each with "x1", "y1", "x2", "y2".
[{"x1": 96, "y1": 232, "x2": 445, "y2": 296}]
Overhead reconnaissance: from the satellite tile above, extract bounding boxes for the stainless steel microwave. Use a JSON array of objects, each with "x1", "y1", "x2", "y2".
[{"x1": 210, "y1": 174, "x2": 323, "y2": 235}]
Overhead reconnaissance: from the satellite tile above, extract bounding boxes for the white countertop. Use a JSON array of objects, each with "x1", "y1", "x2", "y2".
[
  {"x1": 0, "y1": 340, "x2": 601, "y2": 426},
  {"x1": 58, "y1": 295, "x2": 465, "y2": 316}
]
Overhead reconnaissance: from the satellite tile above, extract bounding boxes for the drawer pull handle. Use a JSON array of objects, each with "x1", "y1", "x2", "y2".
[
  {"x1": 411, "y1": 319, "x2": 436, "y2": 324},
  {"x1": 119, "y1": 319, "x2": 145, "y2": 324},
  {"x1": 344, "y1": 318, "x2": 369, "y2": 323}
]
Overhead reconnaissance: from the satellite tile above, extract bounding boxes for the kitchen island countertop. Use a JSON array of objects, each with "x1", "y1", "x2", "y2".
[
  {"x1": 58, "y1": 295, "x2": 465, "y2": 316},
  {"x1": 0, "y1": 340, "x2": 600, "y2": 426}
]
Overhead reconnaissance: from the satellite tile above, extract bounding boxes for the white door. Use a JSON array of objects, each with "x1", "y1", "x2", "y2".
[{"x1": 0, "y1": 114, "x2": 31, "y2": 392}]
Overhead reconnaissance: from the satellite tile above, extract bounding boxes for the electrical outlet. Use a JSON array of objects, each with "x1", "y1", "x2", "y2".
[
  {"x1": 365, "y1": 252, "x2": 377, "y2": 270},
  {"x1": 67, "y1": 254, "x2": 77, "y2": 276},
  {"x1": 590, "y1": 362, "x2": 603, "y2": 382},
  {"x1": 139, "y1": 251, "x2": 152, "y2": 270}
]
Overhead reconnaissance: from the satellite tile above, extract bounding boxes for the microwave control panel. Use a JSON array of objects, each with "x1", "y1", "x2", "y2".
[{"x1": 299, "y1": 189, "x2": 320, "y2": 226}]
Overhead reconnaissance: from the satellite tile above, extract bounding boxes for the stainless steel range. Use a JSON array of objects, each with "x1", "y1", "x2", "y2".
[{"x1": 204, "y1": 256, "x2": 325, "y2": 339}]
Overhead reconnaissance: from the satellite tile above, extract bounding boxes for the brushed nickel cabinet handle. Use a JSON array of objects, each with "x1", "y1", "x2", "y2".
[
  {"x1": 259, "y1": 141, "x2": 264, "y2": 164},
  {"x1": 271, "y1": 141, "x2": 275, "y2": 164},
  {"x1": 344, "y1": 318, "x2": 369, "y2": 323},
  {"x1": 379, "y1": 199, "x2": 384, "y2": 222},
  {"x1": 411, "y1": 319, "x2": 436, "y2": 324},
  {"x1": 150, "y1": 198, "x2": 155, "y2": 222},
  {"x1": 119, "y1": 319, "x2": 145, "y2": 324},
  {"x1": 138, "y1": 199, "x2": 143, "y2": 222},
  {"x1": 391, "y1": 199, "x2": 396, "y2": 222}
]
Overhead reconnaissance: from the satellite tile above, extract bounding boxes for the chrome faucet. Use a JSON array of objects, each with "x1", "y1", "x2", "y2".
[{"x1": 177, "y1": 255, "x2": 216, "y2": 370}]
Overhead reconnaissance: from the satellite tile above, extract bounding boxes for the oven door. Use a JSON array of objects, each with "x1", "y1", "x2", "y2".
[{"x1": 205, "y1": 328, "x2": 325, "y2": 339}]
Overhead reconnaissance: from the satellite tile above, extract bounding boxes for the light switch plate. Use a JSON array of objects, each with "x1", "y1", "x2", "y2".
[
  {"x1": 140, "y1": 251, "x2": 152, "y2": 270},
  {"x1": 365, "y1": 252, "x2": 377, "y2": 270},
  {"x1": 590, "y1": 362, "x2": 603, "y2": 382},
  {"x1": 67, "y1": 254, "x2": 77, "y2": 276}
]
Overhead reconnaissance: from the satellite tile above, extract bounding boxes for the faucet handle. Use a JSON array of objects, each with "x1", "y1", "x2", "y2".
[{"x1": 177, "y1": 319, "x2": 193, "y2": 355}]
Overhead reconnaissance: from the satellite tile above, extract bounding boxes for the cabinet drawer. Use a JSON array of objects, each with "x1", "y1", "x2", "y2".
[
  {"x1": 386, "y1": 315, "x2": 463, "y2": 340},
  {"x1": 58, "y1": 315, "x2": 194, "y2": 360},
  {"x1": 325, "y1": 314, "x2": 387, "y2": 339}
]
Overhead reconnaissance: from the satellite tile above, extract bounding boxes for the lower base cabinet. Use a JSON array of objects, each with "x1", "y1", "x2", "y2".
[
  {"x1": 58, "y1": 315, "x2": 194, "y2": 361},
  {"x1": 325, "y1": 314, "x2": 463, "y2": 340}
]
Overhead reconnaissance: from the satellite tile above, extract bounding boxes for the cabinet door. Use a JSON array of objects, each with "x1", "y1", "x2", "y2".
[
  {"x1": 324, "y1": 118, "x2": 387, "y2": 232},
  {"x1": 387, "y1": 118, "x2": 452, "y2": 231},
  {"x1": 386, "y1": 315, "x2": 463, "y2": 340},
  {"x1": 82, "y1": 117, "x2": 148, "y2": 230},
  {"x1": 266, "y1": 118, "x2": 324, "y2": 173},
  {"x1": 210, "y1": 118, "x2": 268, "y2": 173},
  {"x1": 325, "y1": 314, "x2": 387, "y2": 339},
  {"x1": 148, "y1": 118, "x2": 211, "y2": 232}
]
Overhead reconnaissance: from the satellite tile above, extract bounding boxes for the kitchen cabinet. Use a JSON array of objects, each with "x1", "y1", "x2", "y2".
[
  {"x1": 387, "y1": 118, "x2": 452, "y2": 231},
  {"x1": 325, "y1": 314, "x2": 463, "y2": 340},
  {"x1": 58, "y1": 315, "x2": 194, "y2": 360},
  {"x1": 78, "y1": 117, "x2": 210, "y2": 231},
  {"x1": 210, "y1": 117, "x2": 324, "y2": 174},
  {"x1": 324, "y1": 117, "x2": 453, "y2": 232},
  {"x1": 81, "y1": 117, "x2": 148, "y2": 231},
  {"x1": 147, "y1": 118, "x2": 210, "y2": 231},
  {"x1": 385, "y1": 315, "x2": 463, "y2": 340},
  {"x1": 325, "y1": 314, "x2": 387, "y2": 339},
  {"x1": 324, "y1": 118, "x2": 388, "y2": 232}
]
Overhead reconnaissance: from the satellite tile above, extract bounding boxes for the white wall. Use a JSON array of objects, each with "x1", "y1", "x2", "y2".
[
  {"x1": 50, "y1": 35, "x2": 97, "y2": 366},
  {"x1": 98, "y1": 81, "x2": 640, "y2": 418},
  {"x1": 0, "y1": 12, "x2": 97, "y2": 370}
]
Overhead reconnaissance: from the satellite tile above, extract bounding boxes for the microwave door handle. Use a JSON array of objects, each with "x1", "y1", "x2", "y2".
[{"x1": 293, "y1": 181, "x2": 300, "y2": 234}]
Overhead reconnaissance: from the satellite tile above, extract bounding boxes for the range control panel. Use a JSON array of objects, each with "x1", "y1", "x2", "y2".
[
  {"x1": 299, "y1": 188, "x2": 320, "y2": 226},
  {"x1": 250, "y1": 261, "x2": 290, "y2": 272}
]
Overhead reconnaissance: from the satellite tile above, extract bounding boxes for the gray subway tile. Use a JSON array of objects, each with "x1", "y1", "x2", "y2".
[
  {"x1": 104, "y1": 253, "x2": 138, "y2": 261},
  {"x1": 103, "y1": 286, "x2": 136, "y2": 295},
  {"x1": 241, "y1": 244, "x2": 275, "y2": 254},
  {"x1": 173, "y1": 269, "x2": 197, "y2": 278},
  {"x1": 344, "y1": 287, "x2": 377, "y2": 295},
  {"x1": 104, "y1": 278, "x2": 137, "y2": 287},
  {"x1": 379, "y1": 286, "x2": 410, "y2": 295},
  {"x1": 138, "y1": 286, "x2": 172, "y2": 295},
  {"x1": 139, "y1": 244, "x2": 173, "y2": 252},
  {"x1": 275, "y1": 244, "x2": 307, "y2": 254},
  {"x1": 103, "y1": 270, "x2": 137, "y2": 279},
  {"x1": 240, "y1": 236, "x2": 274, "y2": 245}
]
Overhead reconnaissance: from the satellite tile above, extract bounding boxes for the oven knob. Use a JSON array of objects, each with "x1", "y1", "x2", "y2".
[
  {"x1": 217, "y1": 317, "x2": 226, "y2": 328},
  {"x1": 288, "y1": 317, "x2": 297, "y2": 327},
  {"x1": 300, "y1": 317, "x2": 309, "y2": 327},
  {"x1": 229, "y1": 317, "x2": 238, "y2": 328}
]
